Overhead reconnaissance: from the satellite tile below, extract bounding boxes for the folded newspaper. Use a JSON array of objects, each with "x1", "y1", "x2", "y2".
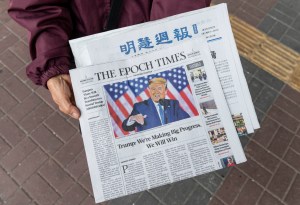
[{"x1": 69, "y1": 3, "x2": 259, "y2": 203}]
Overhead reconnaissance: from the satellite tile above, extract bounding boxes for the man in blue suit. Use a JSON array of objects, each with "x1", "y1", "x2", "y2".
[{"x1": 122, "y1": 77, "x2": 190, "y2": 132}]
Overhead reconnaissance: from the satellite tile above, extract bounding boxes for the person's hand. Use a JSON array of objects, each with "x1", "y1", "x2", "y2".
[
  {"x1": 130, "y1": 114, "x2": 147, "y2": 125},
  {"x1": 47, "y1": 74, "x2": 80, "y2": 119}
]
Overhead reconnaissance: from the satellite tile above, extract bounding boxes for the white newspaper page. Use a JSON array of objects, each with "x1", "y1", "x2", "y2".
[
  {"x1": 220, "y1": 7, "x2": 260, "y2": 130},
  {"x1": 70, "y1": 3, "x2": 259, "y2": 136},
  {"x1": 70, "y1": 38, "x2": 246, "y2": 203}
]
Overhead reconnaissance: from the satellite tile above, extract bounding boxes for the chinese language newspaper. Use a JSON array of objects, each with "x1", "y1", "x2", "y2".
[{"x1": 70, "y1": 4, "x2": 260, "y2": 135}]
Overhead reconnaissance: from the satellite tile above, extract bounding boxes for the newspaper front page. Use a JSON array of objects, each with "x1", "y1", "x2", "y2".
[
  {"x1": 70, "y1": 4, "x2": 259, "y2": 137},
  {"x1": 70, "y1": 38, "x2": 246, "y2": 203}
]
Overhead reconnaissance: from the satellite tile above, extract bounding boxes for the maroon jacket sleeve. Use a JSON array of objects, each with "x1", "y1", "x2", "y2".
[{"x1": 8, "y1": 0, "x2": 75, "y2": 86}]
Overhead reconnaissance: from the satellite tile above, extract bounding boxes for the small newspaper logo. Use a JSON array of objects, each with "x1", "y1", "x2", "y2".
[
  {"x1": 80, "y1": 75, "x2": 93, "y2": 84},
  {"x1": 211, "y1": 51, "x2": 217, "y2": 59}
]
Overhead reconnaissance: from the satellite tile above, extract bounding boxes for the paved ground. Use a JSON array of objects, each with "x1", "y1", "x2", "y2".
[{"x1": 0, "y1": 0, "x2": 299, "y2": 204}]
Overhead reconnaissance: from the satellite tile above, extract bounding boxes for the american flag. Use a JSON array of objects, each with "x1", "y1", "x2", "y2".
[{"x1": 104, "y1": 66, "x2": 199, "y2": 138}]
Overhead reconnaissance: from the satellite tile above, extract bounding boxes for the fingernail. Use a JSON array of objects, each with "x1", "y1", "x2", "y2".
[{"x1": 71, "y1": 112, "x2": 79, "y2": 118}]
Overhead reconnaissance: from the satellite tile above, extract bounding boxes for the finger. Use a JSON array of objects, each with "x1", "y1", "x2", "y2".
[
  {"x1": 61, "y1": 74, "x2": 74, "y2": 91},
  {"x1": 135, "y1": 117, "x2": 140, "y2": 124},
  {"x1": 131, "y1": 116, "x2": 137, "y2": 122},
  {"x1": 48, "y1": 75, "x2": 80, "y2": 119},
  {"x1": 69, "y1": 105, "x2": 80, "y2": 119},
  {"x1": 137, "y1": 116, "x2": 143, "y2": 122},
  {"x1": 138, "y1": 115, "x2": 144, "y2": 119},
  {"x1": 137, "y1": 116, "x2": 145, "y2": 125},
  {"x1": 61, "y1": 74, "x2": 72, "y2": 84},
  {"x1": 139, "y1": 118, "x2": 144, "y2": 125},
  {"x1": 60, "y1": 104, "x2": 80, "y2": 119},
  {"x1": 59, "y1": 97, "x2": 81, "y2": 119},
  {"x1": 136, "y1": 117, "x2": 142, "y2": 124}
]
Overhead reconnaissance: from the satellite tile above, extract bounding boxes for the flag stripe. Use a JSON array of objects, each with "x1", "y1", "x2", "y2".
[
  {"x1": 105, "y1": 90, "x2": 129, "y2": 138},
  {"x1": 107, "y1": 103, "x2": 128, "y2": 136},
  {"x1": 187, "y1": 84, "x2": 192, "y2": 93},
  {"x1": 167, "y1": 82, "x2": 194, "y2": 116},
  {"x1": 144, "y1": 89, "x2": 151, "y2": 97},
  {"x1": 139, "y1": 90, "x2": 150, "y2": 100},
  {"x1": 110, "y1": 115, "x2": 124, "y2": 137},
  {"x1": 181, "y1": 88, "x2": 198, "y2": 116},
  {"x1": 106, "y1": 91, "x2": 126, "y2": 120},
  {"x1": 136, "y1": 96, "x2": 143, "y2": 102},
  {"x1": 123, "y1": 92, "x2": 134, "y2": 107},
  {"x1": 115, "y1": 99, "x2": 130, "y2": 118},
  {"x1": 119, "y1": 96, "x2": 133, "y2": 115},
  {"x1": 127, "y1": 89, "x2": 137, "y2": 103}
]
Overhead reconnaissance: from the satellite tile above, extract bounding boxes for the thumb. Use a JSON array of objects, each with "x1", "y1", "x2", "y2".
[
  {"x1": 59, "y1": 97, "x2": 80, "y2": 119},
  {"x1": 47, "y1": 74, "x2": 81, "y2": 119}
]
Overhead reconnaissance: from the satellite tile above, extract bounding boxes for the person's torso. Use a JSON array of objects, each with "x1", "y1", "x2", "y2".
[
  {"x1": 69, "y1": 0, "x2": 210, "y2": 38},
  {"x1": 134, "y1": 99, "x2": 180, "y2": 131}
]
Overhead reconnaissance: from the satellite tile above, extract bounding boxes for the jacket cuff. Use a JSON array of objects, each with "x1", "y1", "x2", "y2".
[
  {"x1": 26, "y1": 56, "x2": 74, "y2": 87},
  {"x1": 41, "y1": 58, "x2": 71, "y2": 87}
]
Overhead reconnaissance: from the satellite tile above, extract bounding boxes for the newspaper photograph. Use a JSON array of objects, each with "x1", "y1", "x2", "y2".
[
  {"x1": 106, "y1": 67, "x2": 198, "y2": 137},
  {"x1": 70, "y1": 38, "x2": 246, "y2": 203},
  {"x1": 70, "y1": 3, "x2": 260, "y2": 136}
]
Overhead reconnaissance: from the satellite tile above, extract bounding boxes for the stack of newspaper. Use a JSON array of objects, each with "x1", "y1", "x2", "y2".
[{"x1": 69, "y1": 4, "x2": 260, "y2": 203}]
